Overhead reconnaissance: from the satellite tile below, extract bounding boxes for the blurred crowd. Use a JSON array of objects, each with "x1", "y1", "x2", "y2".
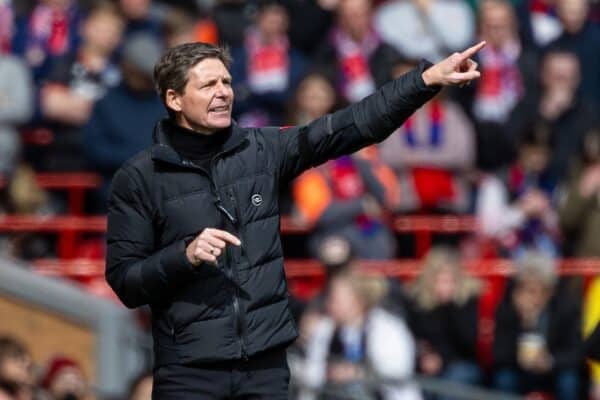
[
  {"x1": 0, "y1": 0, "x2": 599, "y2": 398},
  {"x1": 0, "y1": 335, "x2": 152, "y2": 400}
]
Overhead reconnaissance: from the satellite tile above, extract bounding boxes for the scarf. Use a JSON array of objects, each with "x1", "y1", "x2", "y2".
[
  {"x1": 473, "y1": 41, "x2": 523, "y2": 123},
  {"x1": 245, "y1": 28, "x2": 289, "y2": 94},
  {"x1": 506, "y1": 163, "x2": 558, "y2": 255},
  {"x1": 403, "y1": 100, "x2": 444, "y2": 147},
  {"x1": 0, "y1": 0, "x2": 13, "y2": 53},
  {"x1": 26, "y1": 4, "x2": 77, "y2": 67},
  {"x1": 331, "y1": 26, "x2": 379, "y2": 103},
  {"x1": 400, "y1": 101, "x2": 456, "y2": 208}
]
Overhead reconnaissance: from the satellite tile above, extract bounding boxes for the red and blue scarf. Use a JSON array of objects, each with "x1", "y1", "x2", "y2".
[{"x1": 330, "y1": 26, "x2": 379, "y2": 103}]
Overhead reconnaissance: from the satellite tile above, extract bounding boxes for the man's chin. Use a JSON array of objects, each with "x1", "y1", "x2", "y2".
[{"x1": 208, "y1": 117, "x2": 232, "y2": 131}]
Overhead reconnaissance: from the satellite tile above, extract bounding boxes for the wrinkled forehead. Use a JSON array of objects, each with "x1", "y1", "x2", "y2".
[{"x1": 188, "y1": 58, "x2": 232, "y2": 82}]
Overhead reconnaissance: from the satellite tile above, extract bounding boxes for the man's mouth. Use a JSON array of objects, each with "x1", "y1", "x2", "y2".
[{"x1": 209, "y1": 105, "x2": 229, "y2": 113}]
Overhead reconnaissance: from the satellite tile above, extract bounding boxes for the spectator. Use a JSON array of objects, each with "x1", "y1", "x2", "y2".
[
  {"x1": 560, "y1": 127, "x2": 600, "y2": 399},
  {"x1": 40, "y1": 356, "x2": 88, "y2": 400},
  {"x1": 127, "y1": 372, "x2": 152, "y2": 400},
  {"x1": 284, "y1": 73, "x2": 341, "y2": 213},
  {"x1": 550, "y1": 0, "x2": 600, "y2": 106},
  {"x1": 559, "y1": 127, "x2": 600, "y2": 257},
  {"x1": 0, "y1": 336, "x2": 34, "y2": 400},
  {"x1": 0, "y1": 164, "x2": 55, "y2": 259},
  {"x1": 293, "y1": 150, "x2": 398, "y2": 259},
  {"x1": 507, "y1": 48, "x2": 598, "y2": 182},
  {"x1": 0, "y1": 54, "x2": 34, "y2": 178},
  {"x1": 281, "y1": 0, "x2": 335, "y2": 56},
  {"x1": 514, "y1": 0, "x2": 562, "y2": 48},
  {"x1": 373, "y1": 0, "x2": 474, "y2": 62},
  {"x1": 118, "y1": 0, "x2": 161, "y2": 39},
  {"x1": 379, "y1": 59, "x2": 475, "y2": 213},
  {"x1": 298, "y1": 270, "x2": 422, "y2": 400},
  {"x1": 408, "y1": 246, "x2": 483, "y2": 395},
  {"x1": 212, "y1": 0, "x2": 255, "y2": 49},
  {"x1": 162, "y1": 7, "x2": 218, "y2": 48},
  {"x1": 12, "y1": 0, "x2": 82, "y2": 82},
  {"x1": 230, "y1": 0, "x2": 306, "y2": 126},
  {"x1": 287, "y1": 72, "x2": 342, "y2": 126},
  {"x1": 314, "y1": 0, "x2": 401, "y2": 103},
  {"x1": 36, "y1": 0, "x2": 125, "y2": 171},
  {"x1": 83, "y1": 32, "x2": 164, "y2": 210},
  {"x1": 0, "y1": 0, "x2": 14, "y2": 53},
  {"x1": 455, "y1": 0, "x2": 539, "y2": 170},
  {"x1": 492, "y1": 252, "x2": 581, "y2": 400},
  {"x1": 162, "y1": 7, "x2": 199, "y2": 48},
  {"x1": 476, "y1": 122, "x2": 560, "y2": 258},
  {"x1": 290, "y1": 76, "x2": 399, "y2": 260}
]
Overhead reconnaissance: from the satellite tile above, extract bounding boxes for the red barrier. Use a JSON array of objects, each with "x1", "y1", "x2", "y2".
[
  {"x1": 0, "y1": 215, "x2": 479, "y2": 258},
  {"x1": 0, "y1": 215, "x2": 477, "y2": 235},
  {"x1": 32, "y1": 257, "x2": 600, "y2": 280}
]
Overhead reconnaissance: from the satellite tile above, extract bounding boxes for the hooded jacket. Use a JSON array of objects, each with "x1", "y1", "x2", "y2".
[{"x1": 105, "y1": 62, "x2": 439, "y2": 367}]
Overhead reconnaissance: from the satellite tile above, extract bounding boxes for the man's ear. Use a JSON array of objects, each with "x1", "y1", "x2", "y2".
[{"x1": 165, "y1": 89, "x2": 182, "y2": 112}]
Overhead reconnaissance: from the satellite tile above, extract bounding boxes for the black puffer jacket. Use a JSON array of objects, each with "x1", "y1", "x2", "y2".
[{"x1": 105, "y1": 62, "x2": 439, "y2": 367}]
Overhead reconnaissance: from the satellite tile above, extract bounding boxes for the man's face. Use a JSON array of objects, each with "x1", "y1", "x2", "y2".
[
  {"x1": 557, "y1": 0, "x2": 588, "y2": 33},
  {"x1": 83, "y1": 11, "x2": 125, "y2": 55},
  {"x1": 167, "y1": 58, "x2": 234, "y2": 134},
  {"x1": 513, "y1": 278, "x2": 551, "y2": 319},
  {"x1": 326, "y1": 278, "x2": 365, "y2": 325},
  {"x1": 479, "y1": 2, "x2": 516, "y2": 48},
  {"x1": 119, "y1": 0, "x2": 150, "y2": 20},
  {"x1": 257, "y1": 5, "x2": 289, "y2": 39},
  {"x1": 0, "y1": 355, "x2": 32, "y2": 386},
  {"x1": 541, "y1": 52, "x2": 580, "y2": 92},
  {"x1": 338, "y1": 0, "x2": 372, "y2": 41}
]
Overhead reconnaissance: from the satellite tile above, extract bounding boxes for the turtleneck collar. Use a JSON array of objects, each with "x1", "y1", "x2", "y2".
[{"x1": 164, "y1": 118, "x2": 233, "y2": 162}]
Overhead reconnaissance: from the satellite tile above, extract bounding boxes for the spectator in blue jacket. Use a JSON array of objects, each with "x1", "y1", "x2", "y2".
[{"x1": 84, "y1": 33, "x2": 164, "y2": 210}]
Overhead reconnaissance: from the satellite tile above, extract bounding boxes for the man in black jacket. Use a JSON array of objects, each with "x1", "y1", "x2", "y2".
[{"x1": 105, "y1": 41, "x2": 484, "y2": 399}]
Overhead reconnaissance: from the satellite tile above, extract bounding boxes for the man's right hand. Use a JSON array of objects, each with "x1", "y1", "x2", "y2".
[{"x1": 186, "y1": 228, "x2": 241, "y2": 266}]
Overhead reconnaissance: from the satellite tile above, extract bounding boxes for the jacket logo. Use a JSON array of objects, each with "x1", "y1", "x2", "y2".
[{"x1": 251, "y1": 194, "x2": 263, "y2": 206}]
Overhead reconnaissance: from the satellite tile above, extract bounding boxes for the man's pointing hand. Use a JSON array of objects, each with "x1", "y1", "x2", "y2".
[
  {"x1": 422, "y1": 41, "x2": 486, "y2": 87},
  {"x1": 186, "y1": 228, "x2": 241, "y2": 266}
]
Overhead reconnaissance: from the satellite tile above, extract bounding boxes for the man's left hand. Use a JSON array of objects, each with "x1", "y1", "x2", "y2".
[{"x1": 422, "y1": 41, "x2": 486, "y2": 87}]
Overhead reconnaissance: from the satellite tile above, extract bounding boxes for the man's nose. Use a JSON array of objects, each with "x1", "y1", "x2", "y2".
[{"x1": 215, "y1": 81, "x2": 229, "y2": 97}]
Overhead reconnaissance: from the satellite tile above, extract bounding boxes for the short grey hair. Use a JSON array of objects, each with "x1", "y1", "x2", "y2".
[
  {"x1": 515, "y1": 251, "x2": 557, "y2": 288},
  {"x1": 153, "y1": 42, "x2": 232, "y2": 115}
]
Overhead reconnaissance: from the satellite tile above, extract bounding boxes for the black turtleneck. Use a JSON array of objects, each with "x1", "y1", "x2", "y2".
[{"x1": 166, "y1": 119, "x2": 232, "y2": 172}]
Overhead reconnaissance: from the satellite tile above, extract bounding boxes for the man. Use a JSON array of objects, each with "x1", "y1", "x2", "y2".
[
  {"x1": 106, "y1": 40, "x2": 484, "y2": 398},
  {"x1": 492, "y1": 252, "x2": 581, "y2": 399},
  {"x1": 84, "y1": 32, "x2": 165, "y2": 211},
  {"x1": 0, "y1": 336, "x2": 33, "y2": 399}
]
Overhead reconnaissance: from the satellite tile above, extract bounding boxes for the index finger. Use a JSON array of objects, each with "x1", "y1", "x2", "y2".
[
  {"x1": 209, "y1": 229, "x2": 242, "y2": 246},
  {"x1": 460, "y1": 41, "x2": 486, "y2": 60}
]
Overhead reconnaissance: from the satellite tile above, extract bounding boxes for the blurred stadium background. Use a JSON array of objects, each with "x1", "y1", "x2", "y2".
[{"x1": 0, "y1": 0, "x2": 599, "y2": 398}]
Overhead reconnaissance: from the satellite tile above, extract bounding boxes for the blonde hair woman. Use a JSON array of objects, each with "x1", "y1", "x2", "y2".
[
  {"x1": 297, "y1": 269, "x2": 422, "y2": 400},
  {"x1": 411, "y1": 246, "x2": 481, "y2": 311},
  {"x1": 409, "y1": 246, "x2": 483, "y2": 397}
]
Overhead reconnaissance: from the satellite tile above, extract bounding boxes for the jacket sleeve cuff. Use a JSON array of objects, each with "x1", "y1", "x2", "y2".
[
  {"x1": 416, "y1": 59, "x2": 442, "y2": 93},
  {"x1": 159, "y1": 239, "x2": 203, "y2": 278}
]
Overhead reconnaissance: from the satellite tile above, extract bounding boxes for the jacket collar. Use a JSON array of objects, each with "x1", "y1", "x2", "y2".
[{"x1": 151, "y1": 117, "x2": 248, "y2": 166}]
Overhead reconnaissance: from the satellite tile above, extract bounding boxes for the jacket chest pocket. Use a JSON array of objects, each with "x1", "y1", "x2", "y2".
[
  {"x1": 226, "y1": 173, "x2": 277, "y2": 225},
  {"x1": 162, "y1": 190, "x2": 222, "y2": 241}
]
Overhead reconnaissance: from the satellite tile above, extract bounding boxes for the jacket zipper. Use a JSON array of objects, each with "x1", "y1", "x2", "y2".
[
  {"x1": 228, "y1": 188, "x2": 248, "y2": 360},
  {"x1": 207, "y1": 158, "x2": 248, "y2": 361},
  {"x1": 226, "y1": 187, "x2": 249, "y2": 360}
]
